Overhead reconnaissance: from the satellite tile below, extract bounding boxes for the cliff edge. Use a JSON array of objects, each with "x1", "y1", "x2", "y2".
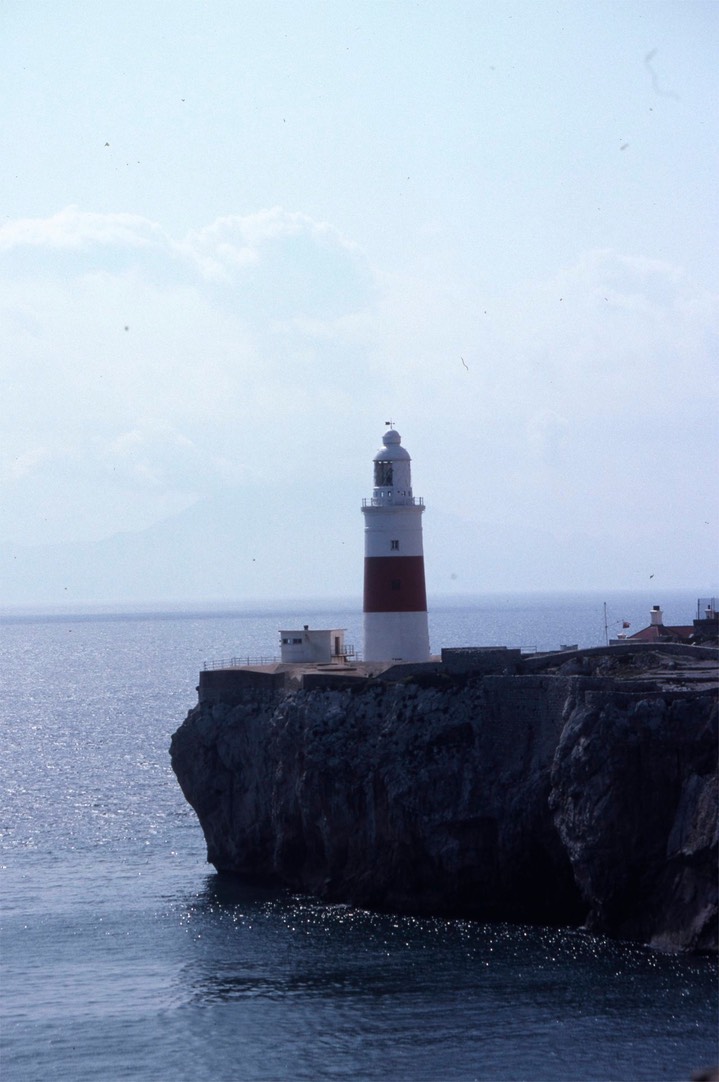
[{"x1": 170, "y1": 646, "x2": 717, "y2": 951}]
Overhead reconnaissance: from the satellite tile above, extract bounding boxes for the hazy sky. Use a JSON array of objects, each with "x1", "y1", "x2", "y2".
[{"x1": 1, "y1": 1, "x2": 717, "y2": 603}]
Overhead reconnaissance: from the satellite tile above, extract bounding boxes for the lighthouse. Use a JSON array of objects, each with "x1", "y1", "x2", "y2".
[{"x1": 362, "y1": 426, "x2": 430, "y2": 662}]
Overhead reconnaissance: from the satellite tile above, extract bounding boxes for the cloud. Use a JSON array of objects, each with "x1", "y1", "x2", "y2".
[
  {"x1": 104, "y1": 423, "x2": 248, "y2": 491},
  {"x1": 0, "y1": 208, "x2": 715, "y2": 596},
  {"x1": 0, "y1": 205, "x2": 381, "y2": 544},
  {"x1": 180, "y1": 207, "x2": 375, "y2": 323},
  {"x1": 1, "y1": 445, "x2": 52, "y2": 483},
  {"x1": 512, "y1": 250, "x2": 718, "y2": 437},
  {"x1": 181, "y1": 206, "x2": 359, "y2": 275},
  {"x1": 377, "y1": 246, "x2": 717, "y2": 432},
  {"x1": 363, "y1": 246, "x2": 717, "y2": 548},
  {"x1": 0, "y1": 205, "x2": 168, "y2": 253}
]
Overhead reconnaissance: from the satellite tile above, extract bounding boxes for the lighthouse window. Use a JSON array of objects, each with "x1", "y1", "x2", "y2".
[
  {"x1": 391, "y1": 579, "x2": 401, "y2": 590},
  {"x1": 391, "y1": 539, "x2": 399, "y2": 550},
  {"x1": 374, "y1": 460, "x2": 393, "y2": 487}
]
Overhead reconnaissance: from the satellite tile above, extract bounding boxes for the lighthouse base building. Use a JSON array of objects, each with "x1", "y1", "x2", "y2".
[{"x1": 362, "y1": 428, "x2": 430, "y2": 662}]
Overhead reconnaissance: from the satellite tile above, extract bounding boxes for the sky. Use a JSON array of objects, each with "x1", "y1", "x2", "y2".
[{"x1": 1, "y1": 0, "x2": 717, "y2": 605}]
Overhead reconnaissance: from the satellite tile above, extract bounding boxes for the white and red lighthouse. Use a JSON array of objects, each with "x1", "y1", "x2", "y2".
[{"x1": 362, "y1": 427, "x2": 430, "y2": 662}]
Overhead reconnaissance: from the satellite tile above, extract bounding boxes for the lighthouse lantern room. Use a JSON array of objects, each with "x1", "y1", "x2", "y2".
[{"x1": 361, "y1": 427, "x2": 430, "y2": 662}]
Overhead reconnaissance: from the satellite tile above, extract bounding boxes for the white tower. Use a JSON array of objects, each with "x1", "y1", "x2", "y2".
[{"x1": 361, "y1": 427, "x2": 430, "y2": 662}]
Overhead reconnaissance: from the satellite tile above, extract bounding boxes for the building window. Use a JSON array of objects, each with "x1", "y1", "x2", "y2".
[
  {"x1": 292, "y1": 637, "x2": 302, "y2": 644},
  {"x1": 391, "y1": 579, "x2": 401, "y2": 590},
  {"x1": 374, "y1": 460, "x2": 393, "y2": 487},
  {"x1": 391, "y1": 539, "x2": 399, "y2": 550}
]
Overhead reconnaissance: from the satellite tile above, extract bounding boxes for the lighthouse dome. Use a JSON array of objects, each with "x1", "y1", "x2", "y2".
[{"x1": 373, "y1": 429, "x2": 411, "y2": 462}]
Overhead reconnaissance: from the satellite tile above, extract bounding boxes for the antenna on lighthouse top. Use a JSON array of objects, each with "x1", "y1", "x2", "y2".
[{"x1": 384, "y1": 419, "x2": 394, "y2": 427}]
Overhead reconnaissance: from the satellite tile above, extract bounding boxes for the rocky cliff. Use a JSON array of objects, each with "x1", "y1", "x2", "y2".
[{"x1": 170, "y1": 647, "x2": 717, "y2": 952}]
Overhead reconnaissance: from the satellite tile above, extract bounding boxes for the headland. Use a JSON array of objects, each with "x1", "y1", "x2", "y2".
[{"x1": 171, "y1": 640, "x2": 718, "y2": 953}]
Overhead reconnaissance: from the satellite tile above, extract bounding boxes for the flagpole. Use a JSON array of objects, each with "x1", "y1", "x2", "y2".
[{"x1": 604, "y1": 602, "x2": 608, "y2": 646}]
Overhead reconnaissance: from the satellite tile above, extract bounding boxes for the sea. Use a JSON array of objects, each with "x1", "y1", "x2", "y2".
[{"x1": 1, "y1": 589, "x2": 717, "y2": 1082}]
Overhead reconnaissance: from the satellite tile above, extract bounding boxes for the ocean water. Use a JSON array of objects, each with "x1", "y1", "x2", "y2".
[{"x1": 1, "y1": 591, "x2": 716, "y2": 1082}]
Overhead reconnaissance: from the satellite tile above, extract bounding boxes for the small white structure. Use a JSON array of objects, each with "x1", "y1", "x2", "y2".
[
  {"x1": 650, "y1": 605, "x2": 664, "y2": 626},
  {"x1": 361, "y1": 426, "x2": 430, "y2": 662},
  {"x1": 279, "y1": 626, "x2": 348, "y2": 664}
]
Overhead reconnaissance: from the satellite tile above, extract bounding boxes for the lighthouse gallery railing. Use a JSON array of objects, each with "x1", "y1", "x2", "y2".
[{"x1": 362, "y1": 496, "x2": 424, "y2": 507}]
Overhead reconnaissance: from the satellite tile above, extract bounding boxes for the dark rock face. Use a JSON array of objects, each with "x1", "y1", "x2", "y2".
[
  {"x1": 550, "y1": 689, "x2": 717, "y2": 951},
  {"x1": 170, "y1": 660, "x2": 717, "y2": 952}
]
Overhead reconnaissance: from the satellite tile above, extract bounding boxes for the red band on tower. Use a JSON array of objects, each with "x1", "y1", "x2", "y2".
[{"x1": 363, "y1": 555, "x2": 427, "y2": 612}]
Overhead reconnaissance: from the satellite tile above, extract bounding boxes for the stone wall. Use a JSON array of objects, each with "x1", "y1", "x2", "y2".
[{"x1": 198, "y1": 668, "x2": 287, "y2": 705}]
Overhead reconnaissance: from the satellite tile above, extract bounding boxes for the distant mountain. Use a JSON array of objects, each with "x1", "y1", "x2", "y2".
[
  {"x1": 0, "y1": 489, "x2": 360, "y2": 606},
  {"x1": 1, "y1": 487, "x2": 703, "y2": 607}
]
